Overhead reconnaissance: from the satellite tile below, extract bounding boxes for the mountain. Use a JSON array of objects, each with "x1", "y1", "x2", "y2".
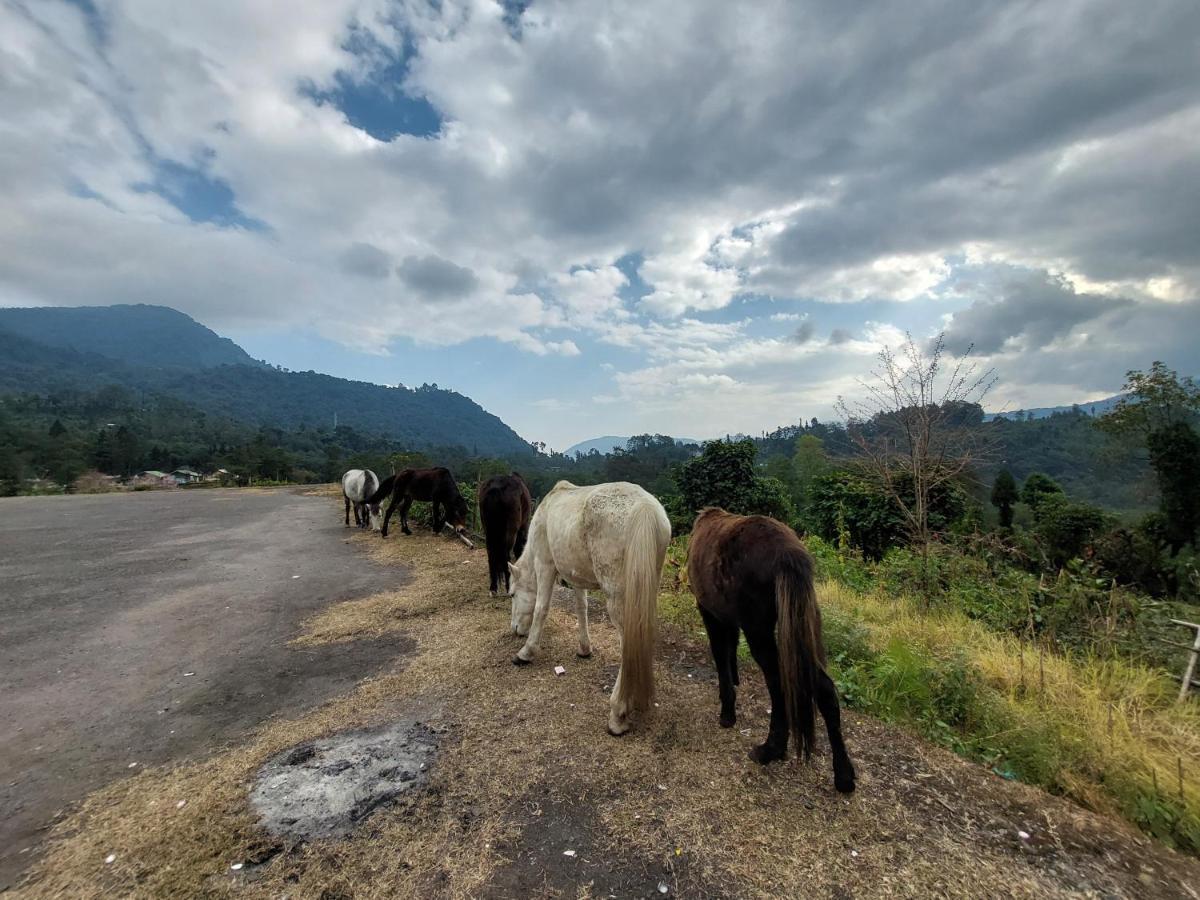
[
  {"x1": 984, "y1": 395, "x2": 1124, "y2": 422},
  {"x1": 0, "y1": 305, "x2": 532, "y2": 457},
  {"x1": 564, "y1": 435, "x2": 704, "y2": 457},
  {"x1": 0, "y1": 304, "x2": 261, "y2": 371}
]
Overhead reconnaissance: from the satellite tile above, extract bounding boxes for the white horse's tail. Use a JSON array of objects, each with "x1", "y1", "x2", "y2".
[{"x1": 618, "y1": 502, "x2": 663, "y2": 715}]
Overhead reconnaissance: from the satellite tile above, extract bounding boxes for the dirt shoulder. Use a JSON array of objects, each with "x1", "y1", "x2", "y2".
[
  {"x1": 0, "y1": 488, "x2": 408, "y2": 889},
  {"x1": 12, "y1": 512, "x2": 1200, "y2": 898}
]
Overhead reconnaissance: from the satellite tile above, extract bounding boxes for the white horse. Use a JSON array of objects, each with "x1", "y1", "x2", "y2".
[
  {"x1": 341, "y1": 469, "x2": 382, "y2": 531},
  {"x1": 508, "y1": 480, "x2": 671, "y2": 735}
]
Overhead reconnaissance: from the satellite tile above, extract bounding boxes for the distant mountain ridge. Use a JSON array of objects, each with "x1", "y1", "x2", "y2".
[
  {"x1": 564, "y1": 435, "x2": 704, "y2": 457},
  {"x1": 984, "y1": 395, "x2": 1124, "y2": 421},
  {"x1": 0, "y1": 305, "x2": 532, "y2": 456},
  {"x1": 0, "y1": 304, "x2": 262, "y2": 371}
]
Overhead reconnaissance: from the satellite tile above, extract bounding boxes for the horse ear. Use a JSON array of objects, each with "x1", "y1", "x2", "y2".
[{"x1": 508, "y1": 561, "x2": 521, "y2": 578}]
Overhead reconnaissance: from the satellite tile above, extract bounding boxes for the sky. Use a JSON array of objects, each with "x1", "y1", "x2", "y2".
[{"x1": 2, "y1": 0, "x2": 1198, "y2": 451}]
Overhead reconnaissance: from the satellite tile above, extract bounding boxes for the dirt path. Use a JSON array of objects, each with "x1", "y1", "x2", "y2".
[
  {"x1": 0, "y1": 488, "x2": 408, "y2": 889},
  {"x1": 11, "y1": 506, "x2": 1200, "y2": 898}
]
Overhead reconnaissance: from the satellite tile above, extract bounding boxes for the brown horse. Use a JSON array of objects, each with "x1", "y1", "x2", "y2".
[
  {"x1": 478, "y1": 472, "x2": 532, "y2": 595},
  {"x1": 687, "y1": 508, "x2": 855, "y2": 793},
  {"x1": 370, "y1": 467, "x2": 471, "y2": 542}
]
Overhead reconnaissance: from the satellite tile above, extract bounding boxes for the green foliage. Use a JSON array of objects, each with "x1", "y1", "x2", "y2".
[
  {"x1": 990, "y1": 469, "x2": 1018, "y2": 528},
  {"x1": 1147, "y1": 422, "x2": 1200, "y2": 551},
  {"x1": 1032, "y1": 495, "x2": 1113, "y2": 567},
  {"x1": 803, "y1": 469, "x2": 968, "y2": 560},
  {"x1": 673, "y1": 439, "x2": 792, "y2": 526},
  {"x1": 804, "y1": 471, "x2": 905, "y2": 560},
  {"x1": 1020, "y1": 472, "x2": 1065, "y2": 511},
  {"x1": 1098, "y1": 361, "x2": 1200, "y2": 438}
]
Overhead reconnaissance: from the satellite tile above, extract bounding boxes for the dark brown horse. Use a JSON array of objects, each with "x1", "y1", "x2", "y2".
[
  {"x1": 687, "y1": 508, "x2": 855, "y2": 793},
  {"x1": 370, "y1": 467, "x2": 471, "y2": 542},
  {"x1": 478, "y1": 473, "x2": 532, "y2": 595}
]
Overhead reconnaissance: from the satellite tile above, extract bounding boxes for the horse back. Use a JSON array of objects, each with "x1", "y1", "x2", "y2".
[{"x1": 689, "y1": 509, "x2": 811, "y2": 617}]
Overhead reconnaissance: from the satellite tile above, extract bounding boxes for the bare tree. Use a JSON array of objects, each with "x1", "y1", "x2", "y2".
[{"x1": 837, "y1": 333, "x2": 995, "y2": 587}]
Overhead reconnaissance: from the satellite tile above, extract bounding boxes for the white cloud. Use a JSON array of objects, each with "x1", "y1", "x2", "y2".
[{"x1": 1, "y1": 0, "x2": 1198, "y2": 444}]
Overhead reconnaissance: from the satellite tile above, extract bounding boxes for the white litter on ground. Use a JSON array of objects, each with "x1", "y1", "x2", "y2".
[
  {"x1": 562, "y1": 849, "x2": 576, "y2": 857},
  {"x1": 554, "y1": 665, "x2": 566, "y2": 675},
  {"x1": 104, "y1": 854, "x2": 116, "y2": 865}
]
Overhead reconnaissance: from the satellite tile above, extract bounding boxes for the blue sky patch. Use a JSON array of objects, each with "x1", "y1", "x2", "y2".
[
  {"x1": 302, "y1": 29, "x2": 443, "y2": 141},
  {"x1": 135, "y1": 158, "x2": 266, "y2": 231}
]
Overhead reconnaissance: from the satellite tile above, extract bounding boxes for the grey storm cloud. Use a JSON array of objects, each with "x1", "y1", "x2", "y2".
[
  {"x1": 339, "y1": 242, "x2": 391, "y2": 280},
  {"x1": 941, "y1": 268, "x2": 1132, "y2": 355},
  {"x1": 396, "y1": 255, "x2": 479, "y2": 300},
  {"x1": 829, "y1": 328, "x2": 853, "y2": 345},
  {"x1": 790, "y1": 321, "x2": 816, "y2": 344}
]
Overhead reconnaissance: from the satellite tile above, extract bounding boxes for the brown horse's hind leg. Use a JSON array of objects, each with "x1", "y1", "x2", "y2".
[
  {"x1": 699, "y1": 607, "x2": 739, "y2": 727},
  {"x1": 743, "y1": 621, "x2": 789, "y2": 763},
  {"x1": 816, "y1": 669, "x2": 856, "y2": 793}
]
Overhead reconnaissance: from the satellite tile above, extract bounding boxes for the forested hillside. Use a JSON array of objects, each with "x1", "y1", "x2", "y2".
[{"x1": 0, "y1": 305, "x2": 532, "y2": 459}]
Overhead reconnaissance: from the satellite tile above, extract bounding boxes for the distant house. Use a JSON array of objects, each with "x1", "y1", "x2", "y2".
[
  {"x1": 130, "y1": 470, "x2": 176, "y2": 489},
  {"x1": 172, "y1": 468, "x2": 204, "y2": 485}
]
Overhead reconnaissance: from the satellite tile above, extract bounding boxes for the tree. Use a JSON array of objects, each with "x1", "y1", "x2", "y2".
[
  {"x1": 1098, "y1": 361, "x2": 1199, "y2": 438},
  {"x1": 1033, "y1": 495, "x2": 1112, "y2": 567},
  {"x1": 1147, "y1": 422, "x2": 1200, "y2": 552},
  {"x1": 792, "y1": 434, "x2": 830, "y2": 513},
  {"x1": 837, "y1": 332, "x2": 993, "y2": 589},
  {"x1": 990, "y1": 469, "x2": 1018, "y2": 528},
  {"x1": 1019, "y1": 472, "x2": 1064, "y2": 512},
  {"x1": 1100, "y1": 363, "x2": 1200, "y2": 553},
  {"x1": 675, "y1": 439, "x2": 792, "y2": 524}
]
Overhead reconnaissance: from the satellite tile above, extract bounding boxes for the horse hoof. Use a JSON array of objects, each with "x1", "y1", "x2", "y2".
[
  {"x1": 606, "y1": 725, "x2": 628, "y2": 737},
  {"x1": 835, "y1": 775, "x2": 857, "y2": 794},
  {"x1": 577, "y1": 649, "x2": 592, "y2": 659},
  {"x1": 401, "y1": 528, "x2": 413, "y2": 536},
  {"x1": 749, "y1": 744, "x2": 785, "y2": 765},
  {"x1": 511, "y1": 655, "x2": 531, "y2": 666},
  {"x1": 719, "y1": 712, "x2": 736, "y2": 728}
]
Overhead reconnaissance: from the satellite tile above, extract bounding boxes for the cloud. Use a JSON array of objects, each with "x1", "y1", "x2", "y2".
[
  {"x1": 1, "y1": 0, "x2": 1198, "y2": 444},
  {"x1": 339, "y1": 242, "x2": 392, "y2": 279},
  {"x1": 941, "y1": 266, "x2": 1131, "y2": 355},
  {"x1": 396, "y1": 254, "x2": 479, "y2": 300},
  {"x1": 790, "y1": 321, "x2": 816, "y2": 344}
]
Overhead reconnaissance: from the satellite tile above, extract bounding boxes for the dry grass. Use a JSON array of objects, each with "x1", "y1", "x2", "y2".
[
  {"x1": 15, "y1": 513, "x2": 1200, "y2": 899},
  {"x1": 818, "y1": 578, "x2": 1200, "y2": 844}
]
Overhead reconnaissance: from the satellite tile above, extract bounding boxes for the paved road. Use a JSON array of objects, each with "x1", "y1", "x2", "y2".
[{"x1": 0, "y1": 488, "x2": 405, "y2": 889}]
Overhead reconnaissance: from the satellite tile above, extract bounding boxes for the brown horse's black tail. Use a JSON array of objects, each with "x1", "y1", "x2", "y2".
[
  {"x1": 481, "y1": 495, "x2": 509, "y2": 591},
  {"x1": 367, "y1": 474, "x2": 396, "y2": 506},
  {"x1": 776, "y1": 548, "x2": 825, "y2": 760}
]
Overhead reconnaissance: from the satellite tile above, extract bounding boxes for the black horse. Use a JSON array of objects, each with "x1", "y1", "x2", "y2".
[
  {"x1": 687, "y1": 507, "x2": 856, "y2": 793},
  {"x1": 478, "y1": 472, "x2": 532, "y2": 595},
  {"x1": 369, "y1": 467, "x2": 471, "y2": 541}
]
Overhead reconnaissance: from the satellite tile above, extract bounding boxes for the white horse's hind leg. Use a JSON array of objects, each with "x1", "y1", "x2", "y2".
[
  {"x1": 605, "y1": 592, "x2": 630, "y2": 735},
  {"x1": 515, "y1": 563, "x2": 556, "y2": 663},
  {"x1": 574, "y1": 589, "x2": 591, "y2": 657}
]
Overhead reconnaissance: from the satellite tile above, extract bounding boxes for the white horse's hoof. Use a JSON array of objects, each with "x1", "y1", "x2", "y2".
[{"x1": 512, "y1": 655, "x2": 532, "y2": 666}]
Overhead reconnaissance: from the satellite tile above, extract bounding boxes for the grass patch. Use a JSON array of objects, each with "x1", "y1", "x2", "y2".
[{"x1": 817, "y1": 577, "x2": 1200, "y2": 852}]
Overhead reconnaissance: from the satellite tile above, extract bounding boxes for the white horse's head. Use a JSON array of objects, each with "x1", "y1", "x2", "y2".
[
  {"x1": 366, "y1": 502, "x2": 383, "y2": 532},
  {"x1": 508, "y1": 560, "x2": 535, "y2": 634}
]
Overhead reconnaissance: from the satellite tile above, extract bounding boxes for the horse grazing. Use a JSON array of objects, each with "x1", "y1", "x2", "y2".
[
  {"x1": 478, "y1": 472, "x2": 532, "y2": 595},
  {"x1": 341, "y1": 469, "x2": 382, "y2": 531},
  {"x1": 508, "y1": 480, "x2": 670, "y2": 736},
  {"x1": 687, "y1": 508, "x2": 856, "y2": 793},
  {"x1": 370, "y1": 467, "x2": 473, "y2": 546}
]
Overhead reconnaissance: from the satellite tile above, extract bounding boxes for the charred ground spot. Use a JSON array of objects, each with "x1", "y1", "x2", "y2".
[{"x1": 250, "y1": 719, "x2": 441, "y2": 841}]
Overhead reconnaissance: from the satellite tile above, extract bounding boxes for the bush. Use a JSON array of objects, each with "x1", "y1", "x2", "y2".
[
  {"x1": 673, "y1": 439, "x2": 794, "y2": 527},
  {"x1": 1032, "y1": 495, "x2": 1113, "y2": 567}
]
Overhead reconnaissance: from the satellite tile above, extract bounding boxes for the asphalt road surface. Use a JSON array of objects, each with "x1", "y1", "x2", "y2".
[{"x1": 0, "y1": 487, "x2": 405, "y2": 889}]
